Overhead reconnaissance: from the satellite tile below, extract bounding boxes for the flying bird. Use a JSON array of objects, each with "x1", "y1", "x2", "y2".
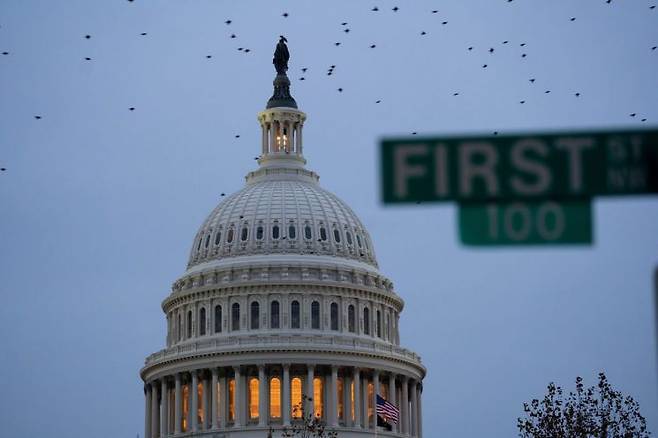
[
  {"x1": 370, "y1": 44, "x2": 376, "y2": 48},
  {"x1": 442, "y1": 21, "x2": 448, "y2": 25},
  {"x1": 344, "y1": 28, "x2": 350, "y2": 33},
  {"x1": 230, "y1": 34, "x2": 236, "y2": 38},
  {"x1": 375, "y1": 100, "x2": 381, "y2": 103},
  {"x1": 140, "y1": 32, "x2": 147, "y2": 36},
  {"x1": 335, "y1": 42, "x2": 341, "y2": 46},
  {"x1": 489, "y1": 48, "x2": 494, "y2": 53},
  {"x1": 34, "y1": 115, "x2": 42, "y2": 119},
  {"x1": 529, "y1": 78, "x2": 536, "y2": 83},
  {"x1": 421, "y1": 31, "x2": 427, "y2": 35},
  {"x1": 574, "y1": 92, "x2": 581, "y2": 97},
  {"x1": 225, "y1": 20, "x2": 232, "y2": 25},
  {"x1": 392, "y1": 6, "x2": 399, "y2": 12},
  {"x1": 482, "y1": 64, "x2": 488, "y2": 68},
  {"x1": 372, "y1": 7, "x2": 379, "y2": 11},
  {"x1": 301, "y1": 67, "x2": 307, "y2": 72},
  {"x1": 235, "y1": 134, "x2": 240, "y2": 138},
  {"x1": 84, "y1": 57, "x2": 91, "y2": 60},
  {"x1": 520, "y1": 100, "x2": 526, "y2": 104},
  {"x1": 206, "y1": 55, "x2": 212, "y2": 58},
  {"x1": 299, "y1": 77, "x2": 305, "y2": 80},
  {"x1": 282, "y1": 12, "x2": 289, "y2": 17},
  {"x1": 2, "y1": 52, "x2": 9, "y2": 55},
  {"x1": 337, "y1": 88, "x2": 343, "y2": 92},
  {"x1": 129, "y1": 107, "x2": 135, "y2": 111},
  {"x1": 85, "y1": 35, "x2": 91, "y2": 39},
  {"x1": 432, "y1": 10, "x2": 438, "y2": 13},
  {"x1": 570, "y1": 17, "x2": 576, "y2": 21},
  {"x1": 341, "y1": 22, "x2": 348, "y2": 25}
]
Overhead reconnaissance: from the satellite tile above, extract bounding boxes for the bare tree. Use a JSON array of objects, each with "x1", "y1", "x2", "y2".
[
  {"x1": 518, "y1": 372, "x2": 650, "y2": 438},
  {"x1": 277, "y1": 395, "x2": 338, "y2": 438}
]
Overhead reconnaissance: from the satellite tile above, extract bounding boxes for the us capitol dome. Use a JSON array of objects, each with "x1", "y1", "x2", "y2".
[{"x1": 140, "y1": 38, "x2": 425, "y2": 438}]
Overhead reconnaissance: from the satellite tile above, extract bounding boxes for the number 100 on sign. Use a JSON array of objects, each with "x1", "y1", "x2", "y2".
[{"x1": 458, "y1": 200, "x2": 592, "y2": 246}]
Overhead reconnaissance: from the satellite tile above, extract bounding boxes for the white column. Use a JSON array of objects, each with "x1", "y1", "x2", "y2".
[
  {"x1": 160, "y1": 380, "x2": 168, "y2": 437},
  {"x1": 401, "y1": 376, "x2": 409, "y2": 436},
  {"x1": 353, "y1": 368, "x2": 361, "y2": 428},
  {"x1": 151, "y1": 381, "x2": 159, "y2": 438},
  {"x1": 261, "y1": 124, "x2": 267, "y2": 155},
  {"x1": 270, "y1": 121, "x2": 277, "y2": 153},
  {"x1": 258, "y1": 365, "x2": 268, "y2": 426},
  {"x1": 145, "y1": 384, "x2": 152, "y2": 438},
  {"x1": 372, "y1": 370, "x2": 380, "y2": 430},
  {"x1": 203, "y1": 375, "x2": 210, "y2": 430},
  {"x1": 389, "y1": 374, "x2": 397, "y2": 433},
  {"x1": 211, "y1": 369, "x2": 219, "y2": 429},
  {"x1": 417, "y1": 383, "x2": 423, "y2": 438},
  {"x1": 306, "y1": 365, "x2": 315, "y2": 418},
  {"x1": 343, "y1": 372, "x2": 352, "y2": 427},
  {"x1": 282, "y1": 364, "x2": 291, "y2": 426},
  {"x1": 297, "y1": 124, "x2": 303, "y2": 155},
  {"x1": 329, "y1": 366, "x2": 339, "y2": 427},
  {"x1": 219, "y1": 372, "x2": 227, "y2": 429},
  {"x1": 190, "y1": 372, "x2": 198, "y2": 432},
  {"x1": 234, "y1": 366, "x2": 243, "y2": 427},
  {"x1": 410, "y1": 380, "x2": 417, "y2": 437},
  {"x1": 174, "y1": 374, "x2": 182, "y2": 434}
]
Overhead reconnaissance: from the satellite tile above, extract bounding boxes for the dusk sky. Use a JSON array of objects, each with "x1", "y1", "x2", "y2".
[{"x1": 1, "y1": 1, "x2": 657, "y2": 437}]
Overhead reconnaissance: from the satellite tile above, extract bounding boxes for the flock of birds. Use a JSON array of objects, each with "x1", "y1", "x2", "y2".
[{"x1": 1, "y1": 2, "x2": 656, "y2": 174}]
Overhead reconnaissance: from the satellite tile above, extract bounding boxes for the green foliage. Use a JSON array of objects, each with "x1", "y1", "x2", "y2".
[{"x1": 518, "y1": 372, "x2": 649, "y2": 438}]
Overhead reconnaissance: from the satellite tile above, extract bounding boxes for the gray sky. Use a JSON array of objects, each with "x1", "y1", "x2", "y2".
[{"x1": 1, "y1": 1, "x2": 657, "y2": 437}]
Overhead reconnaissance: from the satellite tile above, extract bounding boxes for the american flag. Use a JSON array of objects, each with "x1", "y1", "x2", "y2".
[{"x1": 376, "y1": 394, "x2": 399, "y2": 424}]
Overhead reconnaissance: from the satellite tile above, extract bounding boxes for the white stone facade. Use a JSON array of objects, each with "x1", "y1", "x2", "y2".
[{"x1": 141, "y1": 81, "x2": 425, "y2": 437}]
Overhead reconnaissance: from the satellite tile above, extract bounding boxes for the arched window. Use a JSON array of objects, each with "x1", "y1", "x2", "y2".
[
  {"x1": 363, "y1": 307, "x2": 370, "y2": 335},
  {"x1": 256, "y1": 226, "x2": 264, "y2": 240},
  {"x1": 214, "y1": 230, "x2": 222, "y2": 245},
  {"x1": 291, "y1": 300, "x2": 300, "y2": 329},
  {"x1": 241, "y1": 226, "x2": 248, "y2": 241},
  {"x1": 270, "y1": 377, "x2": 281, "y2": 419},
  {"x1": 319, "y1": 227, "x2": 327, "y2": 241},
  {"x1": 304, "y1": 225, "x2": 312, "y2": 240},
  {"x1": 348, "y1": 305, "x2": 355, "y2": 333},
  {"x1": 187, "y1": 310, "x2": 192, "y2": 338},
  {"x1": 311, "y1": 301, "x2": 320, "y2": 329},
  {"x1": 386, "y1": 313, "x2": 391, "y2": 340},
  {"x1": 288, "y1": 224, "x2": 296, "y2": 239},
  {"x1": 197, "y1": 237, "x2": 203, "y2": 251},
  {"x1": 227, "y1": 228, "x2": 234, "y2": 243},
  {"x1": 377, "y1": 310, "x2": 382, "y2": 338},
  {"x1": 214, "y1": 305, "x2": 222, "y2": 333},
  {"x1": 330, "y1": 303, "x2": 339, "y2": 331},
  {"x1": 313, "y1": 377, "x2": 324, "y2": 418},
  {"x1": 250, "y1": 302, "x2": 260, "y2": 330},
  {"x1": 346, "y1": 231, "x2": 353, "y2": 245},
  {"x1": 177, "y1": 313, "x2": 182, "y2": 341},
  {"x1": 291, "y1": 377, "x2": 302, "y2": 419},
  {"x1": 199, "y1": 307, "x2": 206, "y2": 336},
  {"x1": 231, "y1": 303, "x2": 240, "y2": 331},
  {"x1": 272, "y1": 224, "x2": 280, "y2": 239},
  {"x1": 270, "y1": 301, "x2": 280, "y2": 329},
  {"x1": 356, "y1": 234, "x2": 362, "y2": 248},
  {"x1": 333, "y1": 228, "x2": 341, "y2": 243},
  {"x1": 205, "y1": 234, "x2": 211, "y2": 248},
  {"x1": 249, "y1": 377, "x2": 259, "y2": 420}
]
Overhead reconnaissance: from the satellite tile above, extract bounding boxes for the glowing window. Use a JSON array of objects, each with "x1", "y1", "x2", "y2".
[
  {"x1": 270, "y1": 301, "x2": 280, "y2": 329},
  {"x1": 313, "y1": 377, "x2": 324, "y2": 418},
  {"x1": 333, "y1": 229, "x2": 341, "y2": 243},
  {"x1": 337, "y1": 377, "x2": 344, "y2": 420},
  {"x1": 227, "y1": 229, "x2": 234, "y2": 243},
  {"x1": 187, "y1": 310, "x2": 192, "y2": 338},
  {"x1": 304, "y1": 225, "x2": 312, "y2": 240},
  {"x1": 197, "y1": 382, "x2": 204, "y2": 426},
  {"x1": 346, "y1": 231, "x2": 353, "y2": 245},
  {"x1": 199, "y1": 307, "x2": 206, "y2": 336},
  {"x1": 228, "y1": 378, "x2": 235, "y2": 421},
  {"x1": 256, "y1": 226, "x2": 264, "y2": 240},
  {"x1": 214, "y1": 305, "x2": 222, "y2": 333},
  {"x1": 182, "y1": 384, "x2": 190, "y2": 432},
  {"x1": 291, "y1": 377, "x2": 302, "y2": 419},
  {"x1": 348, "y1": 305, "x2": 355, "y2": 333},
  {"x1": 241, "y1": 227, "x2": 248, "y2": 241},
  {"x1": 291, "y1": 300, "x2": 300, "y2": 329},
  {"x1": 231, "y1": 303, "x2": 240, "y2": 331},
  {"x1": 363, "y1": 308, "x2": 370, "y2": 335},
  {"x1": 249, "y1": 377, "x2": 259, "y2": 420},
  {"x1": 288, "y1": 224, "x2": 296, "y2": 239},
  {"x1": 214, "y1": 231, "x2": 222, "y2": 245},
  {"x1": 272, "y1": 225, "x2": 280, "y2": 239},
  {"x1": 270, "y1": 377, "x2": 281, "y2": 419},
  {"x1": 311, "y1": 301, "x2": 320, "y2": 329},
  {"x1": 320, "y1": 227, "x2": 327, "y2": 241},
  {"x1": 330, "y1": 303, "x2": 339, "y2": 331},
  {"x1": 367, "y1": 382, "x2": 374, "y2": 424},
  {"x1": 350, "y1": 380, "x2": 355, "y2": 421},
  {"x1": 251, "y1": 302, "x2": 260, "y2": 330}
]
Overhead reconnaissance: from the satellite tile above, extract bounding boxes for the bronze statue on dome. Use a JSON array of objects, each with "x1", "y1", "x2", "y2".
[{"x1": 273, "y1": 36, "x2": 289, "y2": 74}]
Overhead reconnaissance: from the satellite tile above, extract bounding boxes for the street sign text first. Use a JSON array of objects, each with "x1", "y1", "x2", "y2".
[{"x1": 381, "y1": 129, "x2": 658, "y2": 203}]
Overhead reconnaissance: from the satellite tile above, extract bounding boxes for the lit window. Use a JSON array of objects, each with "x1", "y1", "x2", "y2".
[
  {"x1": 251, "y1": 302, "x2": 260, "y2": 330},
  {"x1": 270, "y1": 377, "x2": 281, "y2": 419},
  {"x1": 291, "y1": 377, "x2": 302, "y2": 419},
  {"x1": 288, "y1": 224, "x2": 296, "y2": 239},
  {"x1": 231, "y1": 303, "x2": 240, "y2": 331},
  {"x1": 363, "y1": 308, "x2": 370, "y2": 335},
  {"x1": 348, "y1": 305, "x2": 355, "y2": 333},
  {"x1": 291, "y1": 300, "x2": 300, "y2": 329},
  {"x1": 249, "y1": 377, "x2": 259, "y2": 420},
  {"x1": 350, "y1": 380, "x2": 355, "y2": 421},
  {"x1": 333, "y1": 229, "x2": 341, "y2": 243},
  {"x1": 311, "y1": 301, "x2": 320, "y2": 329},
  {"x1": 228, "y1": 378, "x2": 235, "y2": 421},
  {"x1": 227, "y1": 229, "x2": 234, "y2": 243},
  {"x1": 272, "y1": 224, "x2": 280, "y2": 239},
  {"x1": 199, "y1": 307, "x2": 206, "y2": 336},
  {"x1": 337, "y1": 378, "x2": 344, "y2": 420},
  {"x1": 313, "y1": 377, "x2": 324, "y2": 418},
  {"x1": 330, "y1": 303, "x2": 339, "y2": 331},
  {"x1": 320, "y1": 227, "x2": 327, "y2": 241},
  {"x1": 182, "y1": 384, "x2": 190, "y2": 432},
  {"x1": 197, "y1": 382, "x2": 204, "y2": 427},
  {"x1": 187, "y1": 310, "x2": 192, "y2": 338},
  {"x1": 215, "y1": 231, "x2": 222, "y2": 245},
  {"x1": 367, "y1": 382, "x2": 374, "y2": 424},
  {"x1": 271, "y1": 301, "x2": 280, "y2": 329},
  {"x1": 241, "y1": 227, "x2": 248, "y2": 241},
  {"x1": 214, "y1": 305, "x2": 222, "y2": 333},
  {"x1": 304, "y1": 225, "x2": 312, "y2": 240},
  {"x1": 346, "y1": 231, "x2": 353, "y2": 245},
  {"x1": 256, "y1": 226, "x2": 264, "y2": 240}
]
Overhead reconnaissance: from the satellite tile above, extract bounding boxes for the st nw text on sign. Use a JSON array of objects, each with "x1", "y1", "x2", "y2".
[{"x1": 381, "y1": 129, "x2": 658, "y2": 203}]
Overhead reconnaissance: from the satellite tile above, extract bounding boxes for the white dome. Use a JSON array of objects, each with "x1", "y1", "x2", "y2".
[{"x1": 187, "y1": 169, "x2": 378, "y2": 271}]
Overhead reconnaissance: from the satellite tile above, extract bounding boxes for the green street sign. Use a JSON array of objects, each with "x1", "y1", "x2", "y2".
[
  {"x1": 459, "y1": 199, "x2": 592, "y2": 246},
  {"x1": 381, "y1": 128, "x2": 658, "y2": 203}
]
